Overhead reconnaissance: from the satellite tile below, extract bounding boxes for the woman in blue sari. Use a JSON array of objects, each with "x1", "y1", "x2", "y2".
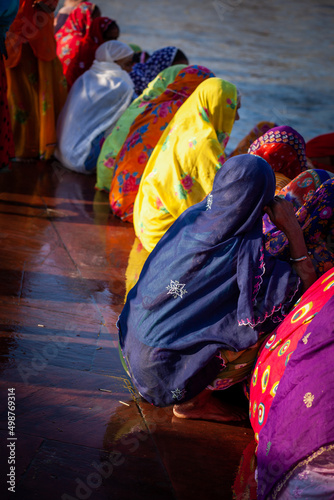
[{"x1": 117, "y1": 154, "x2": 320, "y2": 420}]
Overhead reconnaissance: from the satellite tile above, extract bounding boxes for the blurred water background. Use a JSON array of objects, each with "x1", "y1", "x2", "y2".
[{"x1": 58, "y1": 0, "x2": 334, "y2": 152}]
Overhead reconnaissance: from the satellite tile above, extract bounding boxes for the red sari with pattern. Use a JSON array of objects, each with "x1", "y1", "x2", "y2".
[
  {"x1": 248, "y1": 125, "x2": 307, "y2": 179},
  {"x1": 109, "y1": 65, "x2": 215, "y2": 222},
  {"x1": 56, "y1": 3, "x2": 115, "y2": 88}
]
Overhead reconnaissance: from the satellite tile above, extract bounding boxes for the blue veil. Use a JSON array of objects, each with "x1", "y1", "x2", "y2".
[{"x1": 118, "y1": 154, "x2": 301, "y2": 406}]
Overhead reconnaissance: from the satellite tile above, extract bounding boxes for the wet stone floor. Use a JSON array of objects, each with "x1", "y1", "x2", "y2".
[{"x1": 0, "y1": 160, "x2": 253, "y2": 500}]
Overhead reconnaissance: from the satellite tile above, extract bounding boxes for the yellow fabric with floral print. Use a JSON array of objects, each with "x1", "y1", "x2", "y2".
[
  {"x1": 6, "y1": 44, "x2": 67, "y2": 160},
  {"x1": 133, "y1": 77, "x2": 238, "y2": 252}
]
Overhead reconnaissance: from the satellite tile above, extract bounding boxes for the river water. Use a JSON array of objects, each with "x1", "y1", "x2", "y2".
[{"x1": 59, "y1": 0, "x2": 334, "y2": 151}]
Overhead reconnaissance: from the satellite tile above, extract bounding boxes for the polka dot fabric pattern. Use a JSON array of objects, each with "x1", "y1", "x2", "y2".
[{"x1": 129, "y1": 47, "x2": 178, "y2": 96}]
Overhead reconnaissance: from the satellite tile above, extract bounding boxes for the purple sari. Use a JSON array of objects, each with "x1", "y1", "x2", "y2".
[{"x1": 257, "y1": 295, "x2": 334, "y2": 499}]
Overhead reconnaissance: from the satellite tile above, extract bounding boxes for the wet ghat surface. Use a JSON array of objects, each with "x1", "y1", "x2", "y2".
[{"x1": 0, "y1": 161, "x2": 253, "y2": 500}]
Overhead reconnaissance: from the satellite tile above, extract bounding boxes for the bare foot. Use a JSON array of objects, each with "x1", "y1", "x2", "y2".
[{"x1": 173, "y1": 389, "x2": 247, "y2": 422}]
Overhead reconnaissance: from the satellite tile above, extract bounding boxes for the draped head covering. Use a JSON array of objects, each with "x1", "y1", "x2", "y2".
[
  {"x1": 306, "y1": 132, "x2": 334, "y2": 173},
  {"x1": 130, "y1": 46, "x2": 178, "y2": 95},
  {"x1": 56, "y1": 5, "x2": 117, "y2": 88},
  {"x1": 94, "y1": 40, "x2": 133, "y2": 64},
  {"x1": 118, "y1": 154, "x2": 301, "y2": 407},
  {"x1": 248, "y1": 126, "x2": 307, "y2": 180},
  {"x1": 110, "y1": 65, "x2": 216, "y2": 222},
  {"x1": 95, "y1": 64, "x2": 188, "y2": 192},
  {"x1": 54, "y1": 0, "x2": 98, "y2": 32},
  {"x1": 5, "y1": 0, "x2": 57, "y2": 68},
  {"x1": 133, "y1": 77, "x2": 238, "y2": 252},
  {"x1": 56, "y1": 2, "x2": 96, "y2": 64},
  {"x1": 55, "y1": 40, "x2": 134, "y2": 173},
  {"x1": 276, "y1": 168, "x2": 334, "y2": 211}
]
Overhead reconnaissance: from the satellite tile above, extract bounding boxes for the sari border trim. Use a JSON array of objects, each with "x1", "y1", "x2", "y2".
[
  {"x1": 269, "y1": 442, "x2": 334, "y2": 500},
  {"x1": 238, "y1": 243, "x2": 301, "y2": 328}
]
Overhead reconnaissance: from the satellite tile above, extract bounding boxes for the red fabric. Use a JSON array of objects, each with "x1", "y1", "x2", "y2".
[
  {"x1": 232, "y1": 440, "x2": 258, "y2": 500},
  {"x1": 56, "y1": 3, "x2": 114, "y2": 88},
  {"x1": 0, "y1": 56, "x2": 15, "y2": 167},
  {"x1": 306, "y1": 132, "x2": 334, "y2": 172},
  {"x1": 5, "y1": 0, "x2": 58, "y2": 68},
  {"x1": 252, "y1": 142, "x2": 302, "y2": 179},
  {"x1": 248, "y1": 126, "x2": 307, "y2": 180},
  {"x1": 306, "y1": 132, "x2": 334, "y2": 158}
]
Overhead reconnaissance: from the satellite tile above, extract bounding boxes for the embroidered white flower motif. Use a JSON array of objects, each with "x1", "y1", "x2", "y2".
[
  {"x1": 303, "y1": 392, "x2": 314, "y2": 408},
  {"x1": 206, "y1": 193, "x2": 213, "y2": 210},
  {"x1": 302, "y1": 332, "x2": 312, "y2": 344},
  {"x1": 171, "y1": 388, "x2": 186, "y2": 401},
  {"x1": 166, "y1": 280, "x2": 187, "y2": 299}
]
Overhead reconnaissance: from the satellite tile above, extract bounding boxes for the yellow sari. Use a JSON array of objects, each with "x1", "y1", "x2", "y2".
[{"x1": 133, "y1": 77, "x2": 238, "y2": 252}]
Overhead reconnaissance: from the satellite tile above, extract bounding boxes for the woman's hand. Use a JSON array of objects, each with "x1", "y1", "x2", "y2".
[
  {"x1": 264, "y1": 196, "x2": 300, "y2": 236},
  {"x1": 264, "y1": 196, "x2": 317, "y2": 292}
]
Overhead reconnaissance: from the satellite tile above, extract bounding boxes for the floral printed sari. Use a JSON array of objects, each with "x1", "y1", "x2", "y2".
[
  {"x1": 129, "y1": 46, "x2": 178, "y2": 96},
  {"x1": 95, "y1": 64, "x2": 188, "y2": 192},
  {"x1": 133, "y1": 77, "x2": 238, "y2": 252},
  {"x1": 110, "y1": 65, "x2": 215, "y2": 222}
]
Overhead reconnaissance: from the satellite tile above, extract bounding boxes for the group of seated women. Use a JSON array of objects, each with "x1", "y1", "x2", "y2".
[
  {"x1": 3, "y1": 0, "x2": 189, "y2": 164},
  {"x1": 104, "y1": 57, "x2": 334, "y2": 500},
  {"x1": 3, "y1": 2, "x2": 334, "y2": 498},
  {"x1": 53, "y1": 0, "x2": 191, "y2": 172},
  {"x1": 117, "y1": 139, "x2": 334, "y2": 499}
]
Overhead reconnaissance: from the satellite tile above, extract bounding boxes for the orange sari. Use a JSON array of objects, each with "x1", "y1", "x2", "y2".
[{"x1": 109, "y1": 65, "x2": 215, "y2": 222}]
